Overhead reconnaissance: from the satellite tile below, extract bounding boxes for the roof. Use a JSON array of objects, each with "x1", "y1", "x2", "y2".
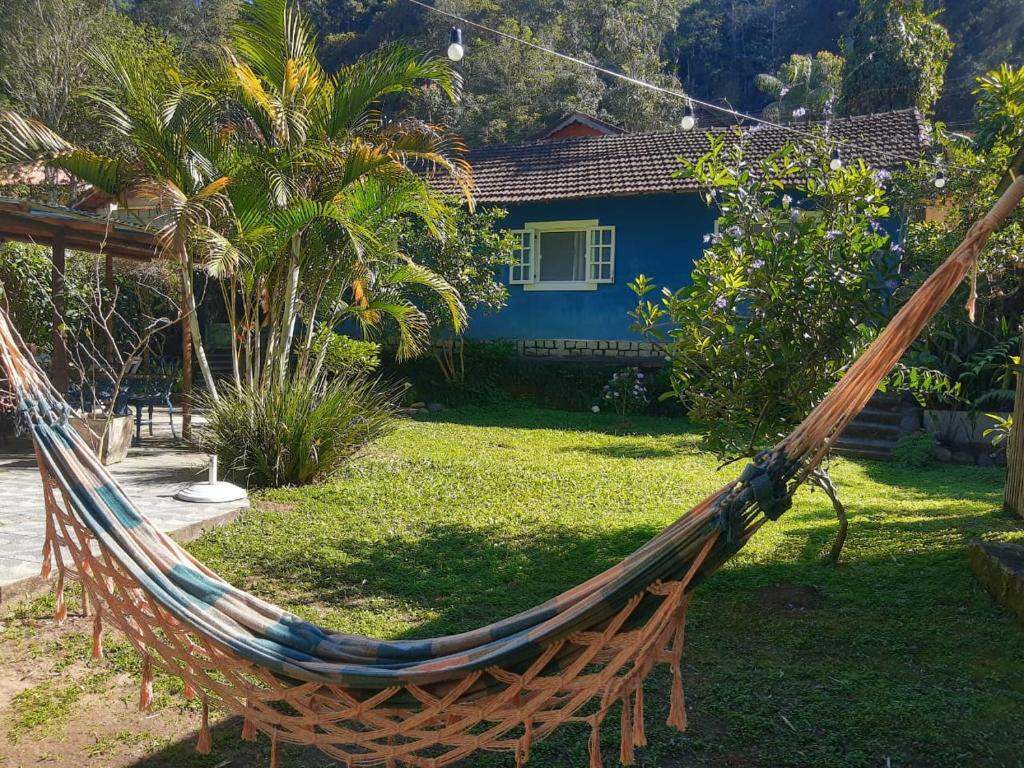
[
  {"x1": 534, "y1": 112, "x2": 625, "y2": 140},
  {"x1": 0, "y1": 197, "x2": 160, "y2": 261},
  {"x1": 448, "y1": 109, "x2": 929, "y2": 204}
]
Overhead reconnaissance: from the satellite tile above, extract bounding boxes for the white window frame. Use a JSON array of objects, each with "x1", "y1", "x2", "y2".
[
  {"x1": 509, "y1": 219, "x2": 616, "y2": 291},
  {"x1": 509, "y1": 229, "x2": 534, "y2": 284}
]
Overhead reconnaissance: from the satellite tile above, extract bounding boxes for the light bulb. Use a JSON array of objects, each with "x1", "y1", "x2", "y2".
[
  {"x1": 447, "y1": 27, "x2": 464, "y2": 62},
  {"x1": 680, "y1": 100, "x2": 696, "y2": 131},
  {"x1": 829, "y1": 148, "x2": 842, "y2": 171},
  {"x1": 934, "y1": 170, "x2": 946, "y2": 189}
]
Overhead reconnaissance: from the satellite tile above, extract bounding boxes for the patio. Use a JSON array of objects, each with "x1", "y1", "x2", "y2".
[{"x1": 0, "y1": 414, "x2": 247, "y2": 605}]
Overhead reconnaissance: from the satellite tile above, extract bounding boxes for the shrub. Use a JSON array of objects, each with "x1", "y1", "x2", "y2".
[
  {"x1": 893, "y1": 432, "x2": 937, "y2": 468},
  {"x1": 314, "y1": 330, "x2": 382, "y2": 379},
  {"x1": 598, "y1": 367, "x2": 650, "y2": 417},
  {"x1": 632, "y1": 135, "x2": 893, "y2": 458},
  {"x1": 201, "y1": 372, "x2": 397, "y2": 488}
]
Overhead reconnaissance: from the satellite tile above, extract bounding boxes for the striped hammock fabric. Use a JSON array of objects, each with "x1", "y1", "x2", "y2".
[{"x1": 1, "y1": 175, "x2": 1020, "y2": 768}]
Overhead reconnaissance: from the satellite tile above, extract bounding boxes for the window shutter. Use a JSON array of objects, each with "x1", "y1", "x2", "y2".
[
  {"x1": 509, "y1": 230, "x2": 533, "y2": 284},
  {"x1": 588, "y1": 226, "x2": 615, "y2": 283}
]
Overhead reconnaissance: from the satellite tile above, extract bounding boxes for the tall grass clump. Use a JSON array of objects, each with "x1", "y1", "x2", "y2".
[{"x1": 202, "y1": 372, "x2": 398, "y2": 488}]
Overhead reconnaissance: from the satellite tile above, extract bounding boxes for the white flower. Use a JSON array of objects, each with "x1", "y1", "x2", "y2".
[
  {"x1": 591, "y1": 405, "x2": 600, "y2": 413},
  {"x1": 792, "y1": 107, "x2": 807, "y2": 118},
  {"x1": 782, "y1": 194, "x2": 793, "y2": 207}
]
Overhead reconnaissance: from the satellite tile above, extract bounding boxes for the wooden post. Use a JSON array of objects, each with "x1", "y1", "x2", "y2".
[
  {"x1": 1003, "y1": 335, "x2": 1024, "y2": 518},
  {"x1": 181, "y1": 278, "x2": 193, "y2": 441},
  {"x1": 51, "y1": 229, "x2": 68, "y2": 394}
]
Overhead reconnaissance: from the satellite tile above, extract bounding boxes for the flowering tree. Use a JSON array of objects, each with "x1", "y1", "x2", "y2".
[{"x1": 631, "y1": 133, "x2": 896, "y2": 562}]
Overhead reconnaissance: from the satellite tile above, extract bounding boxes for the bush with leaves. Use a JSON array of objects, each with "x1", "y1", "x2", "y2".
[
  {"x1": 632, "y1": 134, "x2": 896, "y2": 562},
  {"x1": 313, "y1": 329, "x2": 381, "y2": 379},
  {"x1": 886, "y1": 77, "x2": 1024, "y2": 412},
  {"x1": 393, "y1": 203, "x2": 517, "y2": 385},
  {"x1": 632, "y1": 133, "x2": 894, "y2": 459},
  {"x1": 893, "y1": 432, "x2": 937, "y2": 468},
  {"x1": 598, "y1": 367, "x2": 650, "y2": 418},
  {"x1": 201, "y1": 371, "x2": 398, "y2": 488}
]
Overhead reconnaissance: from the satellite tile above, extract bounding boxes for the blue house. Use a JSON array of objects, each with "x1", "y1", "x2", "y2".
[{"x1": 448, "y1": 109, "x2": 928, "y2": 360}]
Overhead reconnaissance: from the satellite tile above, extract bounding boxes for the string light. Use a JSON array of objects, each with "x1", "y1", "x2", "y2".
[
  {"x1": 829, "y1": 147, "x2": 843, "y2": 171},
  {"x1": 404, "y1": 0, "x2": 978, "y2": 176},
  {"x1": 447, "y1": 27, "x2": 464, "y2": 61},
  {"x1": 930, "y1": 148, "x2": 947, "y2": 189},
  {"x1": 680, "y1": 100, "x2": 696, "y2": 131}
]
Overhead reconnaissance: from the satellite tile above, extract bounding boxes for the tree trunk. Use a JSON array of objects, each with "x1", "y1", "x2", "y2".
[
  {"x1": 1003, "y1": 334, "x2": 1024, "y2": 518},
  {"x1": 810, "y1": 465, "x2": 848, "y2": 565},
  {"x1": 276, "y1": 236, "x2": 302, "y2": 385},
  {"x1": 178, "y1": 256, "x2": 219, "y2": 403}
]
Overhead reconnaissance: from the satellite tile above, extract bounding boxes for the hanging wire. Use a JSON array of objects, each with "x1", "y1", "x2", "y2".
[{"x1": 404, "y1": 0, "x2": 982, "y2": 175}]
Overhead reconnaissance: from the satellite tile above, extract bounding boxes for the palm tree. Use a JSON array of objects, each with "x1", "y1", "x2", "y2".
[
  {"x1": 213, "y1": 0, "x2": 472, "y2": 388},
  {"x1": 0, "y1": 45, "x2": 231, "y2": 401},
  {"x1": 1, "y1": 0, "x2": 473, "y2": 395},
  {"x1": 755, "y1": 52, "x2": 844, "y2": 122}
]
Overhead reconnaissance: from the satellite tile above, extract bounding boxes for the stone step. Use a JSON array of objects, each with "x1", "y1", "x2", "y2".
[
  {"x1": 855, "y1": 407, "x2": 904, "y2": 426},
  {"x1": 840, "y1": 422, "x2": 902, "y2": 441},
  {"x1": 865, "y1": 392, "x2": 909, "y2": 411},
  {"x1": 832, "y1": 445, "x2": 895, "y2": 461},
  {"x1": 833, "y1": 434, "x2": 899, "y2": 461},
  {"x1": 969, "y1": 540, "x2": 1024, "y2": 625}
]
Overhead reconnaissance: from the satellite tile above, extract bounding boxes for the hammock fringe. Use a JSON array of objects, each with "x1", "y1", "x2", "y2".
[
  {"x1": 196, "y1": 699, "x2": 212, "y2": 755},
  {"x1": 633, "y1": 685, "x2": 647, "y2": 747},
  {"x1": 139, "y1": 654, "x2": 154, "y2": 712}
]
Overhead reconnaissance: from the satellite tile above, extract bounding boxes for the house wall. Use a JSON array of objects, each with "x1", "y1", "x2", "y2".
[{"x1": 467, "y1": 192, "x2": 714, "y2": 347}]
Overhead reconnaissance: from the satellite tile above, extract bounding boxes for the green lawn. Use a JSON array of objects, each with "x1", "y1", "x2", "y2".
[
  {"x1": 188, "y1": 406, "x2": 1024, "y2": 768},
  {"x1": 3, "y1": 405, "x2": 1023, "y2": 768}
]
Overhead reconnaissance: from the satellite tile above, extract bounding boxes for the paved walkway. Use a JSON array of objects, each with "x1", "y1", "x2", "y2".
[{"x1": 0, "y1": 417, "x2": 248, "y2": 604}]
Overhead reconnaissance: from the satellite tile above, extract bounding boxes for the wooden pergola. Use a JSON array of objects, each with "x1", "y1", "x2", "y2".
[{"x1": 0, "y1": 197, "x2": 193, "y2": 437}]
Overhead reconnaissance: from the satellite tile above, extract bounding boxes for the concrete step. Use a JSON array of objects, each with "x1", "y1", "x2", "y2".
[
  {"x1": 856, "y1": 407, "x2": 904, "y2": 426},
  {"x1": 833, "y1": 434, "x2": 899, "y2": 461},
  {"x1": 840, "y1": 421, "x2": 902, "y2": 441},
  {"x1": 866, "y1": 392, "x2": 908, "y2": 412},
  {"x1": 832, "y1": 444, "x2": 895, "y2": 461}
]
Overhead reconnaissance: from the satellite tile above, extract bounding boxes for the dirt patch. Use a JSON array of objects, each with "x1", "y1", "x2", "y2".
[{"x1": 755, "y1": 583, "x2": 822, "y2": 615}]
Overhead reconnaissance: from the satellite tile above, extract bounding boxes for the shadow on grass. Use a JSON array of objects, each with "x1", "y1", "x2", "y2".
[
  {"x1": 226, "y1": 518, "x2": 665, "y2": 640},
  {"x1": 416, "y1": 405, "x2": 699, "y2": 439},
  {"x1": 558, "y1": 440, "x2": 694, "y2": 459},
  {"x1": 838, "y1": 454, "x2": 1007, "y2": 501}
]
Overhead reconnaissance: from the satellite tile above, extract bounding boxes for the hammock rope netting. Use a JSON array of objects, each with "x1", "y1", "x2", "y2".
[{"x1": 1, "y1": 175, "x2": 1021, "y2": 768}]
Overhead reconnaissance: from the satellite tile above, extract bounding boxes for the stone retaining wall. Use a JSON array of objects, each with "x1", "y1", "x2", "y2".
[{"x1": 514, "y1": 339, "x2": 662, "y2": 360}]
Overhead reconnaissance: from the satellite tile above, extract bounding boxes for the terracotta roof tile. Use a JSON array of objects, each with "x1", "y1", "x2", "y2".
[{"x1": 438, "y1": 109, "x2": 928, "y2": 204}]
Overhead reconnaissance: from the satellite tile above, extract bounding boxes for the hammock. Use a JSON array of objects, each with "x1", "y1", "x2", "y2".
[{"x1": 1, "y1": 175, "x2": 1021, "y2": 768}]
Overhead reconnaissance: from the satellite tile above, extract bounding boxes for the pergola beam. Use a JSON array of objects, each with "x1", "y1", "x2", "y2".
[{"x1": 0, "y1": 196, "x2": 195, "y2": 439}]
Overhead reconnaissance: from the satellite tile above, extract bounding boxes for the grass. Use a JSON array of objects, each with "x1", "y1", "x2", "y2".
[
  {"x1": 2, "y1": 405, "x2": 1022, "y2": 767},
  {"x1": 182, "y1": 406, "x2": 1024, "y2": 768}
]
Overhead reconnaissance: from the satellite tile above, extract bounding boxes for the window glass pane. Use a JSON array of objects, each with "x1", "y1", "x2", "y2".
[
  {"x1": 539, "y1": 231, "x2": 587, "y2": 281},
  {"x1": 510, "y1": 231, "x2": 532, "y2": 282}
]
